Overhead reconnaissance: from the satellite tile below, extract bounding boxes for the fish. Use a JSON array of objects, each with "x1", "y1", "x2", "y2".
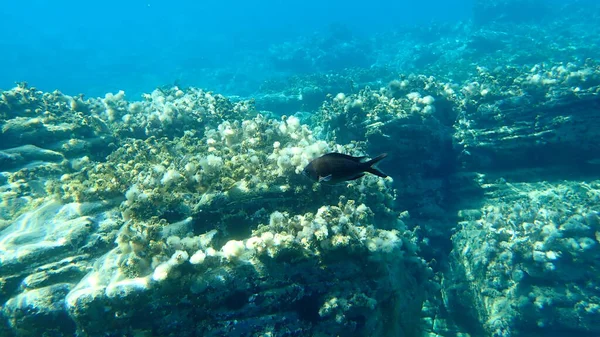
[{"x1": 302, "y1": 152, "x2": 388, "y2": 184}]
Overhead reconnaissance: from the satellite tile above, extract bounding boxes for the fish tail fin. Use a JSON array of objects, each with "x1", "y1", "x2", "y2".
[
  {"x1": 365, "y1": 153, "x2": 388, "y2": 178},
  {"x1": 365, "y1": 153, "x2": 388, "y2": 167}
]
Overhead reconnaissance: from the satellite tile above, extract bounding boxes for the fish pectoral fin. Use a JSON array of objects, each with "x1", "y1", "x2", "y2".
[{"x1": 319, "y1": 174, "x2": 333, "y2": 182}]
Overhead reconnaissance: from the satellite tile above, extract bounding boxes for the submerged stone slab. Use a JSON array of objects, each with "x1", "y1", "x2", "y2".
[
  {"x1": 0, "y1": 201, "x2": 94, "y2": 274},
  {"x1": 0, "y1": 200, "x2": 120, "y2": 303},
  {"x1": 446, "y1": 178, "x2": 600, "y2": 337},
  {"x1": 0, "y1": 145, "x2": 64, "y2": 171},
  {"x1": 2, "y1": 283, "x2": 75, "y2": 336},
  {"x1": 454, "y1": 64, "x2": 600, "y2": 172}
]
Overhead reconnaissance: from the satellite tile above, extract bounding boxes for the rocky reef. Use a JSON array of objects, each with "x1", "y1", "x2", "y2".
[
  {"x1": 2, "y1": 55, "x2": 599, "y2": 336},
  {"x1": 0, "y1": 84, "x2": 430, "y2": 337},
  {"x1": 446, "y1": 179, "x2": 600, "y2": 337}
]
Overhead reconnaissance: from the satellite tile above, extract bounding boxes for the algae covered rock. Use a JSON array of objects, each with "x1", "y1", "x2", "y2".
[
  {"x1": 0, "y1": 83, "x2": 114, "y2": 161},
  {"x1": 312, "y1": 75, "x2": 458, "y2": 219},
  {"x1": 446, "y1": 178, "x2": 600, "y2": 337},
  {"x1": 454, "y1": 60, "x2": 600, "y2": 172},
  {"x1": 63, "y1": 200, "x2": 429, "y2": 337},
  {"x1": 438, "y1": 59, "x2": 600, "y2": 337},
  {"x1": 0, "y1": 84, "x2": 430, "y2": 337}
]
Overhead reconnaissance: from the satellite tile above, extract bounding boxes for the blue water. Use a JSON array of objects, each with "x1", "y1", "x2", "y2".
[{"x1": 0, "y1": 0, "x2": 472, "y2": 98}]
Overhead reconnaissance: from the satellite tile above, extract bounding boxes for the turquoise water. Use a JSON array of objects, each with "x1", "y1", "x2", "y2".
[{"x1": 1, "y1": 0, "x2": 471, "y2": 97}]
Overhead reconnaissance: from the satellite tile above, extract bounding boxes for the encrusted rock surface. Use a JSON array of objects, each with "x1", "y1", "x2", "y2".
[
  {"x1": 454, "y1": 61, "x2": 600, "y2": 171},
  {"x1": 0, "y1": 84, "x2": 430, "y2": 337},
  {"x1": 445, "y1": 178, "x2": 600, "y2": 337}
]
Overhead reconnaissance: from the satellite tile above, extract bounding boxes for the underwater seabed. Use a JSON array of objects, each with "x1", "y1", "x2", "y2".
[{"x1": 1, "y1": 55, "x2": 600, "y2": 336}]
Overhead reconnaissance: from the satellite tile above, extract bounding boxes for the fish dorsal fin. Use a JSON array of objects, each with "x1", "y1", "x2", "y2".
[{"x1": 323, "y1": 153, "x2": 366, "y2": 162}]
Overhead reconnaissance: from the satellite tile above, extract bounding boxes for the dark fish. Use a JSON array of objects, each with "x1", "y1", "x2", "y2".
[{"x1": 302, "y1": 152, "x2": 388, "y2": 184}]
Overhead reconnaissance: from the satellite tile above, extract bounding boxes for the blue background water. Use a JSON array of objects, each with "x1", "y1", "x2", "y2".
[{"x1": 0, "y1": 0, "x2": 473, "y2": 98}]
